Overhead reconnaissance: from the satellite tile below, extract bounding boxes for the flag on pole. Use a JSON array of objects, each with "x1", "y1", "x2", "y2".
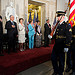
[
  {"x1": 53, "y1": 16, "x2": 57, "y2": 25},
  {"x1": 28, "y1": 12, "x2": 32, "y2": 22},
  {"x1": 33, "y1": 13, "x2": 36, "y2": 23},
  {"x1": 68, "y1": 0, "x2": 70, "y2": 7},
  {"x1": 36, "y1": 12, "x2": 38, "y2": 22},
  {"x1": 52, "y1": 16, "x2": 57, "y2": 30},
  {"x1": 65, "y1": 0, "x2": 70, "y2": 12},
  {"x1": 69, "y1": 0, "x2": 75, "y2": 27}
]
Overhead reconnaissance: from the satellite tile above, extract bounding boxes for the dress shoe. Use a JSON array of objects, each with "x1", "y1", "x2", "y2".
[
  {"x1": 65, "y1": 67, "x2": 72, "y2": 72},
  {"x1": 44, "y1": 45, "x2": 46, "y2": 47},
  {"x1": 47, "y1": 46, "x2": 50, "y2": 47},
  {"x1": 20, "y1": 49, "x2": 24, "y2": 51},
  {"x1": 13, "y1": 50, "x2": 17, "y2": 53},
  {"x1": 0, "y1": 54, "x2": 4, "y2": 56},
  {"x1": 8, "y1": 52, "x2": 10, "y2": 54}
]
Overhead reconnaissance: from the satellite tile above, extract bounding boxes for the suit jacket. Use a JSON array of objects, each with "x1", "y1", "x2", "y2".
[
  {"x1": 5, "y1": 20, "x2": 18, "y2": 38},
  {"x1": 71, "y1": 26, "x2": 75, "y2": 48},
  {"x1": 0, "y1": 21, "x2": 3, "y2": 40},
  {"x1": 44, "y1": 23, "x2": 51, "y2": 35},
  {"x1": 0, "y1": 21, "x2": 3, "y2": 35}
]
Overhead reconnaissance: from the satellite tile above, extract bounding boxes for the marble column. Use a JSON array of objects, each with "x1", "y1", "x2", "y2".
[
  {"x1": 0, "y1": 0, "x2": 1, "y2": 15},
  {"x1": 49, "y1": 0, "x2": 57, "y2": 25},
  {"x1": 41, "y1": 4, "x2": 45, "y2": 39},
  {"x1": 24, "y1": 0, "x2": 28, "y2": 26},
  {"x1": 57, "y1": 0, "x2": 65, "y2": 11}
]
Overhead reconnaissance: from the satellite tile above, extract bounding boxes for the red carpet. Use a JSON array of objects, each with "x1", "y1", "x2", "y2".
[{"x1": 0, "y1": 44, "x2": 54, "y2": 75}]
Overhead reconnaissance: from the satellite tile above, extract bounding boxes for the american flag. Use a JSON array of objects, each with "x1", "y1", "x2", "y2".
[
  {"x1": 52, "y1": 16, "x2": 57, "y2": 31},
  {"x1": 69, "y1": 0, "x2": 75, "y2": 27}
]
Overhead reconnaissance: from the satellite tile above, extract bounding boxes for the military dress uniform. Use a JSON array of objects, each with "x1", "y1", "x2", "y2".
[
  {"x1": 65, "y1": 23, "x2": 72, "y2": 72},
  {"x1": 70, "y1": 26, "x2": 75, "y2": 75},
  {"x1": 51, "y1": 21, "x2": 72, "y2": 75}
]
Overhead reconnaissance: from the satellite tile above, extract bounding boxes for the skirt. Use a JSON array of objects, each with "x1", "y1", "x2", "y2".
[
  {"x1": 18, "y1": 34, "x2": 26, "y2": 43},
  {"x1": 36, "y1": 35, "x2": 41, "y2": 47}
]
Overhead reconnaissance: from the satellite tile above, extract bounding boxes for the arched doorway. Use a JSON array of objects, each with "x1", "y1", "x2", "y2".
[{"x1": 28, "y1": 0, "x2": 46, "y2": 39}]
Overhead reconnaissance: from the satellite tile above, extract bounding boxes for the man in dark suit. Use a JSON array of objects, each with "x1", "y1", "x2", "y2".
[
  {"x1": 44, "y1": 19, "x2": 51, "y2": 47},
  {"x1": 5, "y1": 15, "x2": 18, "y2": 54},
  {"x1": 0, "y1": 16, "x2": 4, "y2": 56}
]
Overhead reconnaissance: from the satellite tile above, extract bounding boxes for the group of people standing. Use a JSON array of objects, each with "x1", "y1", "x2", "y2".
[{"x1": 0, "y1": 15, "x2": 44, "y2": 55}]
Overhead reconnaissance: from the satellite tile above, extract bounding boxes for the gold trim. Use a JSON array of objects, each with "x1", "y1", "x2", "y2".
[
  {"x1": 66, "y1": 44, "x2": 70, "y2": 46},
  {"x1": 56, "y1": 35, "x2": 66, "y2": 39}
]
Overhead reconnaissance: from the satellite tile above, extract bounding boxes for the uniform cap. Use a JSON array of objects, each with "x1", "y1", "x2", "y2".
[{"x1": 56, "y1": 11, "x2": 66, "y2": 17}]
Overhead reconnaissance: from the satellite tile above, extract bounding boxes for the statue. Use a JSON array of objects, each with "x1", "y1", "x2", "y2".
[{"x1": 5, "y1": 2, "x2": 18, "y2": 22}]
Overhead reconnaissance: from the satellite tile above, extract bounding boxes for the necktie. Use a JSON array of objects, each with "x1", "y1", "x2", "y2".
[
  {"x1": 12, "y1": 21, "x2": 14, "y2": 25},
  {"x1": 48, "y1": 24, "x2": 49, "y2": 27}
]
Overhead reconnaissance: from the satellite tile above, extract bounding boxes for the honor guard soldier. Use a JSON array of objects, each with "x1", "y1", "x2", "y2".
[
  {"x1": 65, "y1": 22, "x2": 72, "y2": 73},
  {"x1": 50, "y1": 11, "x2": 72, "y2": 75},
  {"x1": 70, "y1": 22, "x2": 75, "y2": 75}
]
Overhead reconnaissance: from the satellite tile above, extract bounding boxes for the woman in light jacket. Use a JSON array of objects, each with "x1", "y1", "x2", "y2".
[
  {"x1": 28, "y1": 20, "x2": 35, "y2": 49},
  {"x1": 18, "y1": 18, "x2": 26, "y2": 51}
]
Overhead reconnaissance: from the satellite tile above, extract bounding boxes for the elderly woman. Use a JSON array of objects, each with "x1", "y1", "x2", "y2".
[
  {"x1": 28, "y1": 20, "x2": 35, "y2": 49},
  {"x1": 18, "y1": 18, "x2": 26, "y2": 51}
]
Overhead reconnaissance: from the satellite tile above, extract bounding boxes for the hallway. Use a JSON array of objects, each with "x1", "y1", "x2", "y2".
[{"x1": 17, "y1": 61, "x2": 71, "y2": 75}]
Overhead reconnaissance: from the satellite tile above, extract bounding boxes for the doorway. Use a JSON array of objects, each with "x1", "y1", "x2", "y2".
[{"x1": 28, "y1": 0, "x2": 46, "y2": 39}]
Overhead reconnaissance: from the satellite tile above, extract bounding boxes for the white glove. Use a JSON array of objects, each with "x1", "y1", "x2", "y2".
[
  {"x1": 48, "y1": 35, "x2": 52, "y2": 39},
  {"x1": 64, "y1": 48, "x2": 69, "y2": 52}
]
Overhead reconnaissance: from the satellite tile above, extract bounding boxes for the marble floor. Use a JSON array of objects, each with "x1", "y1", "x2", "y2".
[{"x1": 16, "y1": 61, "x2": 71, "y2": 75}]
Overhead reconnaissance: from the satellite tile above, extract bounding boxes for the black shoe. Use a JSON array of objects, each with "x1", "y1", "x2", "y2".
[
  {"x1": 65, "y1": 67, "x2": 72, "y2": 72},
  {"x1": 58, "y1": 73, "x2": 63, "y2": 75},
  {"x1": 52, "y1": 72, "x2": 58, "y2": 75},
  {"x1": 70, "y1": 72, "x2": 73, "y2": 75},
  {"x1": 13, "y1": 50, "x2": 17, "y2": 53},
  {"x1": 47, "y1": 45, "x2": 50, "y2": 47},
  {"x1": 0, "y1": 54, "x2": 4, "y2": 56},
  {"x1": 8, "y1": 51, "x2": 10, "y2": 54},
  {"x1": 44, "y1": 45, "x2": 46, "y2": 47}
]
